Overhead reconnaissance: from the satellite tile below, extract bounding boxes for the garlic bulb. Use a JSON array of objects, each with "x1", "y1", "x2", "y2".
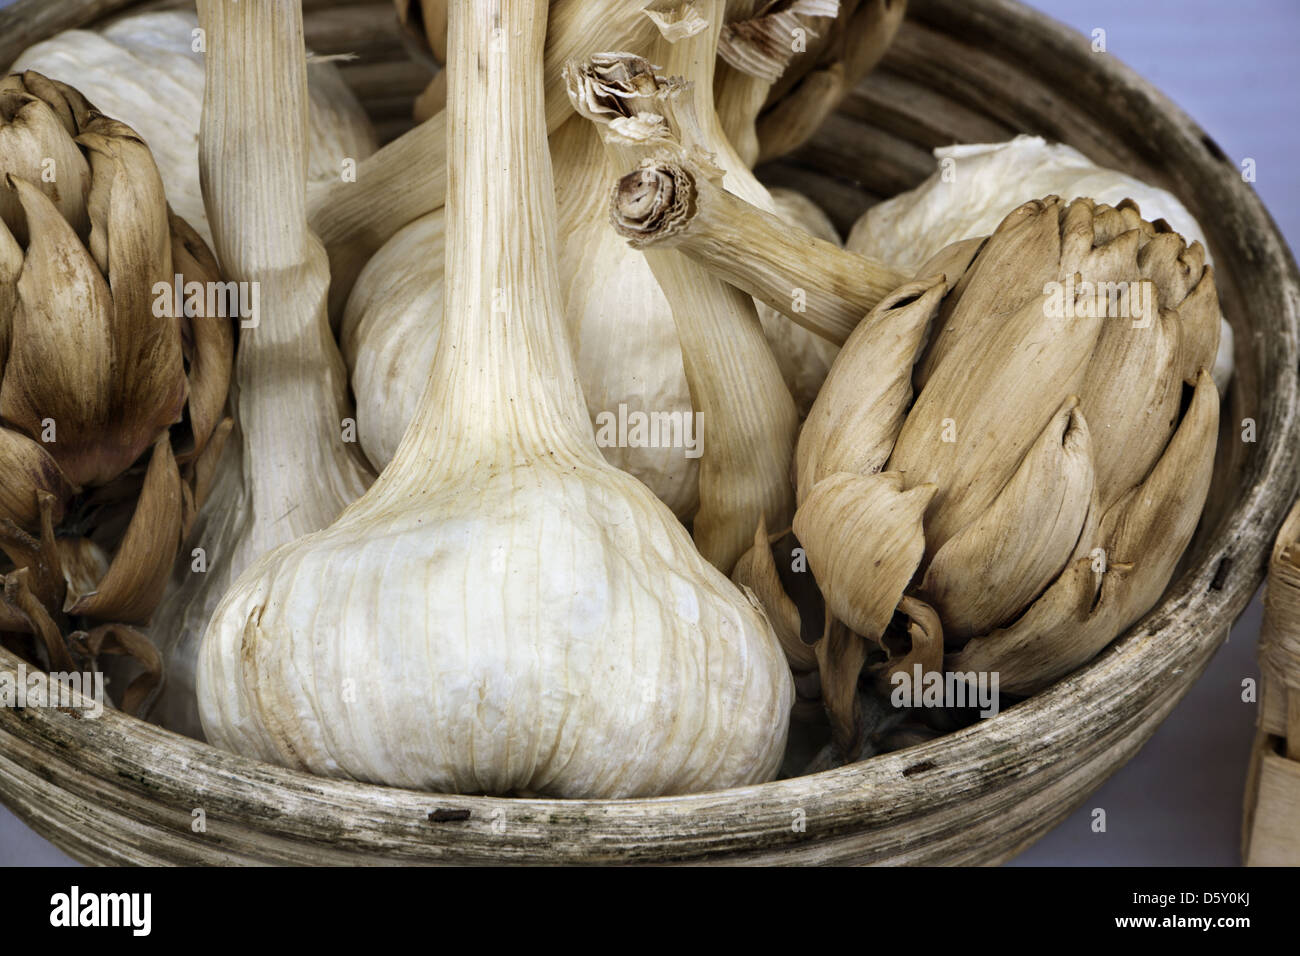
[
  {"x1": 13, "y1": 10, "x2": 377, "y2": 248},
  {"x1": 147, "y1": 1, "x2": 373, "y2": 738},
  {"x1": 198, "y1": 0, "x2": 792, "y2": 797},
  {"x1": 340, "y1": 211, "x2": 445, "y2": 471},
  {"x1": 846, "y1": 135, "x2": 1234, "y2": 389}
]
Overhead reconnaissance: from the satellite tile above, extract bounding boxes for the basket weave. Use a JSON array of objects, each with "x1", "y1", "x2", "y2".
[
  {"x1": 0, "y1": 0, "x2": 1298, "y2": 865},
  {"x1": 1244, "y1": 503, "x2": 1300, "y2": 864}
]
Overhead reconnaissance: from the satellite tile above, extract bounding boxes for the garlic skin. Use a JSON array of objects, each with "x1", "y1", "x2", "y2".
[
  {"x1": 199, "y1": 0, "x2": 792, "y2": 797},
  {"x1": 341, "y1": 211, "x2": 446, "y2": 471},
  {"x1": 13, "y1": 11, "x2": 377, "y2": 248},
  {"x1": 846, "y1": 135, "x2": 1234, "y2": 390}
]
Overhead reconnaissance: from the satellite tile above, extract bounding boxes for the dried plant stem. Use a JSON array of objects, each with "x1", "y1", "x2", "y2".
[
  {"x1": 569, "y1": 29, "x2": 798, "y2": 572},
  {"x1": 612, "y1": 156, "x2": 907, "y2": 344},
  {"x1": 756, "y1": 0, "x2": 907, "y2": 161},
  {"x1": 715, "y1": 0, "x2": 841, "y2": 167}
]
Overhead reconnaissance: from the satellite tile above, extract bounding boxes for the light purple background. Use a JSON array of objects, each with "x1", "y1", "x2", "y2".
[{"x1": 0, "y1": 0, "x2": 1296, "y2": 866}]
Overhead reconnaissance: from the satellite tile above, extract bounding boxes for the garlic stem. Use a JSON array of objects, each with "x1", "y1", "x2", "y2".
[
  {"x1": 382, "y1": 3, "x2": 591, "y2": 478},
  {"x1": 158, "y1": 0, "x2": 372, "y2": 737},
  {"x1": 612, "y1": 156, "x2": 907, "y2": 344},
  {"x1": 715, "y1": 0, "x2": 842, "y2": 167},
  {"x1": 197, "y1": 0, "x2": 372, "y2": 514},
  {"x1": 569, "y1": 32, "x2": 798, "y2": 572}
]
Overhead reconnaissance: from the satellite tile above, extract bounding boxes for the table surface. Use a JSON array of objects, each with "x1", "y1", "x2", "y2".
[{"x1": 0, "y1": 0, "x2": 1296, "y2": 867}]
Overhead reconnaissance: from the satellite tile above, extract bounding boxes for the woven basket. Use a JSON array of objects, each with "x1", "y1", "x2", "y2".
[{"x1": 1, "y1": 0, "x2": 1297, "y2": 865}]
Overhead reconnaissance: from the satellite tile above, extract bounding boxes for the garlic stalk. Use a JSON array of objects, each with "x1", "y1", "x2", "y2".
[
  {"x1": 309, "y1": 0, "x2": 662, "y2": 320},
  {"x1": 714, "y1": 0, "x2": 840, "y2": 167},
  {"x1": 550, "y1": 115, "x2": 702, "y2": 518},
  {"x1": 198, "y1": 0, "x2": 793, "y2": 797},
  {"x1": 12, "y1": 10, "x2": 377, "y2": 251},
  {"x1": 148, "y1": 0, "x2": 373, "y2": 737},
  {"x1": 568, "y1": 29, "x2": 798, "y2": 573},
  {"x1": 627, "y1": 2, "x2": 842, "y2": 407},
  {"x1": 752, "y1": 0, "x2": 906, "y2": 163},
  {"x1": 611, "y1": 152, "x2": 907, "y2": 345}
]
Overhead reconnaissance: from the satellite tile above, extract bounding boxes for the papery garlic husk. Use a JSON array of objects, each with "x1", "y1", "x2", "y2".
[
  {"x1": 791, "y1": 195, "x2": 1220, "y2": 695},
  {"x1": 0, "y1": 72, "x2": 233, "y2": 711},
  {"x1": 12, "y1": 10, "x2": 378, "y2": 249},
  {"x1": 846, "y1": 135, "x2": 1235, "y2": 392},
  {"x1": 198, "y1": 0, "x2": 792, "y2": 797},
  {"x1": 341, "y1": 210, "x2": 446, "y2": 471}
]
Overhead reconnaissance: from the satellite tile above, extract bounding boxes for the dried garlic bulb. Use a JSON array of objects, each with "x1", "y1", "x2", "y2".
[
  {"x1": 13, "y1": 10, "x2": 377, "y2": 249},
  {"x1": 340, "y1": 211, "x2": 445, "y2": 471},
  {"x1": 785, "y1": 197, "x2": 1221, "y2": 751},
  {"x1": 199, "y1": 0, "x2": 792, "y2": 796},
  {"x1": 342, "y1": 113, "x2": 838, "y2": 519},
  {"x1": 0, "y1": 71, "x2": 233, "y2": 713}
]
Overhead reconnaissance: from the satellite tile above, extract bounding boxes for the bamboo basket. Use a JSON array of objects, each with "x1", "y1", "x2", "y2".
[
  {"x1": 1244, "y1": 502, "x2": 1300, "y2": 865},
  {"x1": 0, "y1": 0, "x2": 1297, "y2": 865}
]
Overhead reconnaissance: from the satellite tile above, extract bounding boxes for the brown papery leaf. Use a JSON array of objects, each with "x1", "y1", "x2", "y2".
[
  {"x1": 0, "y1": 426, "x2": 73, "y2": 531},
  {"x1": 921, "y1": 397, "x2": 1094, "y2": 640},
  {"x1": 169, "y1": 209, "x2": 234, "y2": 466},
  {"x1": 67, "y1": 436, "x2": 183, "y2": 624},
  {"x1": 70, "y1": 623, "x2": 162, "y2": 717},
  {"x1": 733, "y1": 516, "x2": 813, "y2": 671},
  {"x1": 795, "y1": 275, "x2": 947, "y2": 504},
  {"x1": 815, "y1": 615, "x2": 868, "y2": 758},
  {"x1": 793, "y1": 470, "x2": 933, "y2": 641},
  {"x1": 950, "y1": 369, "x2": 1219, "y2": 693},
  {"x1": 1, "y1": 177, "x2": 116, "y2": 486}
]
